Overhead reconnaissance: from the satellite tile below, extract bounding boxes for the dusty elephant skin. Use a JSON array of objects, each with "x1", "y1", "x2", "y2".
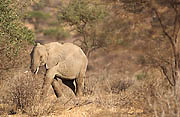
[{"x1": 30, "y1": 42, "x2": 88, "y2": 98}]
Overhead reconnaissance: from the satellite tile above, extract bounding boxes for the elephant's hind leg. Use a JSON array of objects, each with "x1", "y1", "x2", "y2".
[
  {"x1": 52, "y1": 78, "x2": 64, "y2": 98},
  {"x1": 75, "y1": 61, "x2": 87, "y2": 96},
  {"x1": 75, "y1": 76, "x2": 84, "y2": 96}
]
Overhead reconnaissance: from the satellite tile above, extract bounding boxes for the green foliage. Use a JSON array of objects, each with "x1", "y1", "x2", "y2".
[
  {"x1": 136, "y1": 72, "x2": 146, "y2": 80},
  {"x1": 43, "y1": 27, "x2": 70, "y2": 39},
  {"x1": 58, "y1": 0, "x2": 107, "y2": 32},
  {"x1": 120, "y1": 0, "x2": 150, "y2": 13},
  {"x1": 58, "y1": 0, "x2": 107, "y2": 55},
  {"x1": 0, "y1": 0, "x2": 35, "y2": 69},
  {"x1": 26, "y1": 11, "x2": 50, "y2": 21}
]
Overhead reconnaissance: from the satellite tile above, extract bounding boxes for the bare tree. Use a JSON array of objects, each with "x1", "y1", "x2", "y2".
[{"x1": 151, "y1": 0, "x2": 180, "y2": 86}]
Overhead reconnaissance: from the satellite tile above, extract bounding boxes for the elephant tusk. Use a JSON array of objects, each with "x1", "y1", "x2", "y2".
[{"x1": 35, "y1": 67, "x2": 39, "y2": 74}]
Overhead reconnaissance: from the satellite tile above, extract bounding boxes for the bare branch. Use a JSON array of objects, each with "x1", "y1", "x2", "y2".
[
  {"x1": 170, "y1": 0, "x2": 180, "y2": 42},
  {"x1": 160, "y1": 65, "x2": 176, "y2": 86},
  {"x1": 153, "y1": 9, "x2": 175, "y2": 47},
  {"x1": 150, "y1": 0, "x2": 180, "y2": 87},
  {"x1": 153, "y1": 8, "x2": 178, "y2": 72}
]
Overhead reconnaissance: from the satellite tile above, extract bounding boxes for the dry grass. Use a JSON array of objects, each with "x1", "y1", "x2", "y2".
[
  {"x1": 0, "y1": 64, "x2": 178, "y2": 117},
  {"x1": 147, "y1": 78, "x2": 180, "y2": 117},
  {"x1": 0, "y1": 70, "x2": 56, "y2": 116}
]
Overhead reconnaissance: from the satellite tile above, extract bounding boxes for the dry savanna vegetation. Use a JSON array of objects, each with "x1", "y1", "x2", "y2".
[{"x1": 1, "y1": 0, "x2": 180, "y2": 116}]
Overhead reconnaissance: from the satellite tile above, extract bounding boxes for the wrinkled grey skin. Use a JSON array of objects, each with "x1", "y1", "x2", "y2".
[{"x1": 30, "y1": 42, "x2": 88, "y2": 98}]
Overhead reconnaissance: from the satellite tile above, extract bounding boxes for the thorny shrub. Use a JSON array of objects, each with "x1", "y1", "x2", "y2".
[
  {"x1": 133, "y1": 68, "x2": 180, "y2": 116},
  {"x1": 148, "y1": 79, "x2": 180, "y2": 117},
  {"x1": 4, "y1": 71, "x2": 55, "y2": 116}
]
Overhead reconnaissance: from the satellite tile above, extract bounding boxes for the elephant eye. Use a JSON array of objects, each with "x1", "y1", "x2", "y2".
[{"x1": 40, "y1": 56, "x2": 43, "y2": 61}]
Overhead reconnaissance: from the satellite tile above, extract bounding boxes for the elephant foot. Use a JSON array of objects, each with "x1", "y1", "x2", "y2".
[{"x1": 76, "y1": 91, "x2": 83, "y2": 97}]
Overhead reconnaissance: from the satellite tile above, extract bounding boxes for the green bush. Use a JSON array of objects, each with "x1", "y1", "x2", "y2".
[
  {"x1": 0, "y1": 0, "x2": 35, "y2": 53},
  {"x1": 58, "y1": 0, "x2": 106, "y2": 31},
  {"x1": 0, "y1": 0, "x2": 35, "y2": 70},
  {"x1": 136, "y1": 73, "x2": 146, "y2": 80},
  {"x1": 58, "y1": 0, "x2": 108, "y2": 56},
  {"x1": 43, "y1": 27, "x2": 70, "y2": 40},
  {"x1": 26, "y1": 11, "x2": 50, "y2": 21}
]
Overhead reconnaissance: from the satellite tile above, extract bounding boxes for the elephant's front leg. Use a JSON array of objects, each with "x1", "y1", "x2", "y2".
[
  {"x1": 52, "y1": 78, "x2": 64, "y2": 98},
  {"x1": 41, "y1": 68, "x2": 57, "y2": 99}
]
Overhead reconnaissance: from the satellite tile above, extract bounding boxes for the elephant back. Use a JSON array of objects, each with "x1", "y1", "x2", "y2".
[{"x1": 45, "y1": 42, "x2": 86, "y2": 69}]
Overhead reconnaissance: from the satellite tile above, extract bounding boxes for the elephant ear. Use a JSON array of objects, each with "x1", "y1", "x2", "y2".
[{"x1": 45, "y1": 45, "x2": 66, "y2": 69}]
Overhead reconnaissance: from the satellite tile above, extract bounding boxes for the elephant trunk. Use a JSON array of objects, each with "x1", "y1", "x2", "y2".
[{"x1": 30, "y1": 63, "x2": 40, "y2": 74}]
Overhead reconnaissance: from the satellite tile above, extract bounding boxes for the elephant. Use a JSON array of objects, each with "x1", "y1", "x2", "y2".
[{"x1": 30, "y1": 42, "x2": 88, "y2": 98}]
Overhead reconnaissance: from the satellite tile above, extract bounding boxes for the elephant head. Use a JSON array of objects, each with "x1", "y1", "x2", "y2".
[{"x1": 30, "y1": 43, "x2": 48, "y2": 74}]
